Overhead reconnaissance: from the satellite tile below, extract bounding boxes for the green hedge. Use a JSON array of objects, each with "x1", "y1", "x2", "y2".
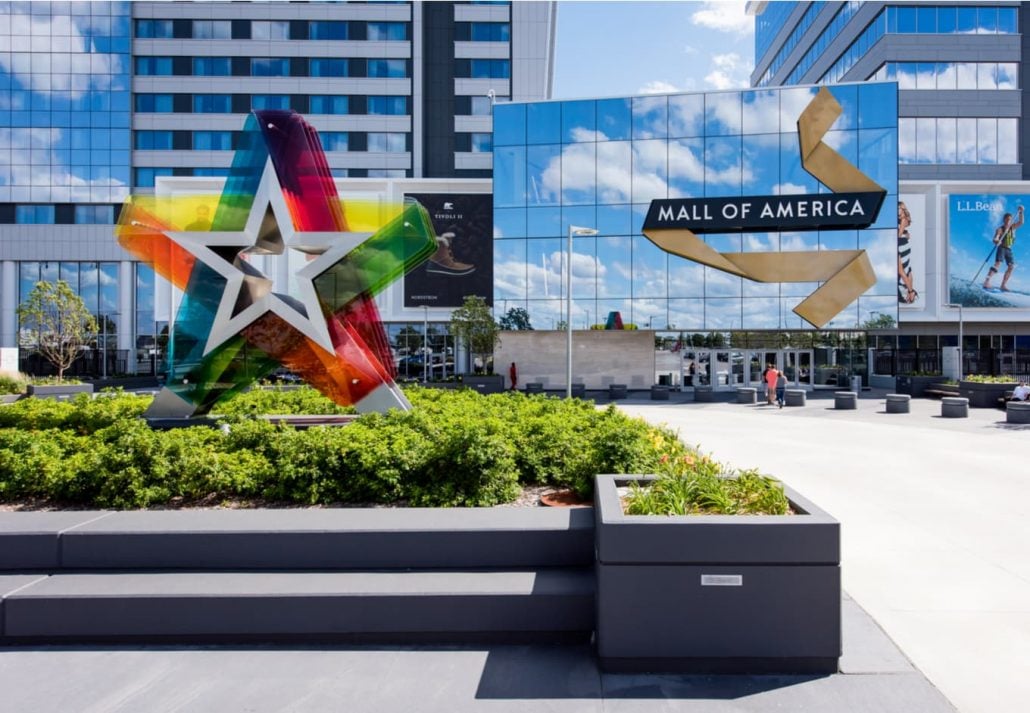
[{"x1": 0, "y1": 387, "x2": 698, "y2": 509}]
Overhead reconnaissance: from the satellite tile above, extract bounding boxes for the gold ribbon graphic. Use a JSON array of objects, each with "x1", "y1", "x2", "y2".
[{"x1": 643, "y1": 87, "x2": 883, "y2": 328}]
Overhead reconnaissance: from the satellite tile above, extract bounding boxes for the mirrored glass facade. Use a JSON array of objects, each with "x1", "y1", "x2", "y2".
[
  {"x1": 0, "y1": 1, "x2": 131, "y2": 203},
  {"x1": 493, "y1": 84, "x2": 899, "y2": 331}
]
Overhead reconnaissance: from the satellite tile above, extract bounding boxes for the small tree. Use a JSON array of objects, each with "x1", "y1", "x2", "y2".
[
  {"x1": 498, "y1": 307, "x2": 533, "y2": 331},
  {"x1": 17, "y1": 280, "x2": 98, "y2": 382},
  {"x1": 450, "y1": 295, "x2": 501, "y2": 374}
]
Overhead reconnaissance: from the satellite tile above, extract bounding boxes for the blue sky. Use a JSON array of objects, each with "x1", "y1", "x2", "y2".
[{"x1": 552, "y1": 1, "x2": 755, "y2": 100}]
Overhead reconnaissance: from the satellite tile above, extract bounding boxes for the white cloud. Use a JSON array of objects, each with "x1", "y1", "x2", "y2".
[
  {"x1": 690, "y1": 1, "x2": 753, "y2": 35},
  {"x1": 704, "y1": 52, "x2": 750, "y2": 90},
  {"x1": 639, "y1": 80, "x2": 680, "y2": 95},
  {"x1": 774, "y1": 183, "x2": 809, "y2": 196}
]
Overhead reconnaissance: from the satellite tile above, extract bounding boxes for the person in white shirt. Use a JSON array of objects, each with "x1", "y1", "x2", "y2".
[{"x1": 1011, "y1": 382, "x2": 1030, "y2": 401}]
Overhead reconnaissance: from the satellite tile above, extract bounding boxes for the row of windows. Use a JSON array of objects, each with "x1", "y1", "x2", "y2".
[
  {"x1": 871, "y1": 62, "x2": 1018, "y2": 91},
  {"x1": 457, "y1": 95, "x2": 497, "y2": 116},
  {"x1": 820, "y1": 5, "x2": 1020, "y2": 85},
  {"x1": 455, "y1": 133, "x2": 492, "y2": 153},
  {"x1": 135, "y1": 130, "x2": 350, "y2": 152},
  {"x1": 134, "y1": 94, "x2": 409, "y2": 116},
  {"x1": 779, "y1": 1, "x2": 863, "y2": 86},
  {"x1": 135, "y1": 19, "x2": 408, "y2": 42},
  {"x1": 898, "y1": 117, "x2": 1018, "y2": 165},
  {"x1": 19, "y1": 261, "x2": 121, "y2": 323},
  {"x1": 755, "y1": 0, "x2": 800, "y2": 60},
  {"x1": 755, "y1": 2, "x2": 820, "y2": 88},
  {"x1": 454, "y1": 22, "x2": 511, "y2": 42},
  {"x1": 133, "y1": 163, "x2": 410, "y2": 187},
  {"x1": 134, "y1": 56, "x2": 409, "y2": 78},
  {"x1": 5, "y1": 204, "x2": 117, "y2": 225}
]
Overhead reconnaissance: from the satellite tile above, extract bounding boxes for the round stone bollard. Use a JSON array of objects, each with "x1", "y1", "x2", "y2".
[
  {"x1": 525, "y1": 383, "x2": 544, "y2": 395},
  {"x1": 885, "y1": 394, "x2": 911, "y2": 414},
  {"x1": 941, "y1": 396, "x2": 969, "y2": 418},
  {"x1": 693, "y1": 385, "x2": 714, "y2": 402},
  {"x1": 834, "y1": 391, "x2": 858, "y2": 410},
  {"x1": 1005, "y1": 401, "x2": 1030, "y2": 424},
  {"x1": 784, "y1": 389, "x2": 806, "y2": 407},
  {"x1": 736, "y1": 387, "x2": 757, "y2": 404},
  {"x1": 650, "y1": 385, "x2": 670, "y2": 401}
]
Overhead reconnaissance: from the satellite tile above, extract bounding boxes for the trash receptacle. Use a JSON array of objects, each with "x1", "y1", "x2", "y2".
[{"x1": 850, "y1": 375, "x2": 862, "y2": 392}]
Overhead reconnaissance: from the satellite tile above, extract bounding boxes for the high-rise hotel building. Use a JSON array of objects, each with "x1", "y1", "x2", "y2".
[{"x1": 0, "y1": 0, "x2": 555, "y2": 376}]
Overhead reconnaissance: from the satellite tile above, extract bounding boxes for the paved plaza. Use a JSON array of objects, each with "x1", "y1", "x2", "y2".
[{"x1": 619, "y1": 389, "x2": 1030, "y2": 713}]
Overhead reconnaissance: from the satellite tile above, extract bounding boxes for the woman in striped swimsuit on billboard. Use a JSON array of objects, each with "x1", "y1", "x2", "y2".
[{"x1": 897, "y1": 201, "x2": 917, "y2": 304}]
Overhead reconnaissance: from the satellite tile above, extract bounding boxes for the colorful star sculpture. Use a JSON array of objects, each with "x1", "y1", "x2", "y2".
[{"x1": 116, "y1": 110, "x2": 437, "y2": 418}]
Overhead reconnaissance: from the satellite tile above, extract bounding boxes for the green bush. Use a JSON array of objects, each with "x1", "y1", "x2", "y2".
[
  {"x1": 0, "y1": 385, "x2": 714, "y2": 509},
  {"x1": 0, "y1": 372, "x2": 28, "y2": 395},
  {"x1": 963, "y1": 374, "x2": 1019, "y2": 383}
]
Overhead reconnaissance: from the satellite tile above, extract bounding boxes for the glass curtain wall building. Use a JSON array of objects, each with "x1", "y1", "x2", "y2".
[
  {"x1": 0, "y1": 0, "x2": 555, "y2": 377},
  {"x1": 492, "y1": 85, "x2": 899, "y2": 333},
  {"x1": 749, "y1": 1, "x2": 1030, "y2": 380}
]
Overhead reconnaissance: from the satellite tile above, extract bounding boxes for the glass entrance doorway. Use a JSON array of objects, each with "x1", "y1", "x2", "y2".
[{"x1": 691, "y1": 349, "x2": 816, "y2": 391}]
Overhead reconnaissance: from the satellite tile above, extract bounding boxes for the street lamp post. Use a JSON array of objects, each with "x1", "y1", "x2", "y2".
[
  {"x1": 946, "y1": 303, "x2": 964, "y2": 379},
  {"x1": 567, "y1": 225, "x2": 598, "y2": 398},
  {"x1": 422, "y1": 305, "x2": 428, "y2": 383}
]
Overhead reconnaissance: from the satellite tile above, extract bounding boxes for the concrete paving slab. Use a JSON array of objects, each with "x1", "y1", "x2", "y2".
[
  {"x1": 618, "y1": 394, "x2": 1029, "y2": 713},
  {"x1": 0, "y1": 590, "x2": 953, "y2": 713}
]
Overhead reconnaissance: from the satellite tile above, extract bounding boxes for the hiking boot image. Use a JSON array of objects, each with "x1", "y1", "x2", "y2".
[{"x1": 426, "y1": 232, "x2": 475, "y2": 276}]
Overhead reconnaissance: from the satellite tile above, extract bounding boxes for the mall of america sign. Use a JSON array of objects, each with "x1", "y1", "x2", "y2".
[{"x1": 643, "y1": 87, "x2": 887, "y2": 329}]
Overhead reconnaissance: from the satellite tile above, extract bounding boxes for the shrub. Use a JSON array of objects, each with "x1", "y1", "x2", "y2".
[
  {"x1": 218, "y1": 386, "x2": 355, "y2": 416},
  {"x1": 0, "y1": 371, "x2": 28, "y2": 395},
  {"x1": 963, "y1": 374, "x2": 1019, "y2": 383}
]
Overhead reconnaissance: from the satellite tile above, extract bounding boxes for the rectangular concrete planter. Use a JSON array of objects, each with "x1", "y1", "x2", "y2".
[
  {"x1": 26, "y1": 384, "x2": 94, "y2": 399},
  {"x1": 959, "y1": 380, "x2": 1018, "y2": 408},
  {"x1": 895, "y1": 375, "x2": 945, "y2": 397},
  {"x1": 462, "y1": 375, "x2": 505, "y2": 395},
  {"x1": 594, "y1": 474, "x2": 840, "y2": 674}
]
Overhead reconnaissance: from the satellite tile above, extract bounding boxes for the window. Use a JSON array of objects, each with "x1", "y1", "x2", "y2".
[
  {"x1": 74, "y1": 205, "x2": 115, "y2": 224},
  {"x1": 367, "y1": 133, "x2": 407, "y2": 152},
  {"x1": 310, "y1": 58, "x2": 348, "y2": 77},
  {"x1": 877, "y1": 62, "x2": 1019, "y2": 90},
  {"x1": 309, "y1": 95, "x2": 349, "y2": 115},
  {"x1": 252, "y1": 20, "x2": 289, "y2": 40},
  {"x1": 15, "y1": 205, "x2": 55, "y2": 224},
  {"x1": 368, "y1": 59, "x2": 407, "y2": 78},
  {"x1": 367, "y1": 22, "x2": 408, "y2": 41},
  {"x1": 310, "y1": 21, "x2": 348, "y2": 40},
  {"x1": 134, "y1": 94, "x2": 174, "y2": 112},
  {"x1": 899, "y1": 117, "x2": 1019, "y2": 165},
  {"x1": 193, "y1": 131, "x2": 234, "y2": 150},
  {"x1": 134, "y1": 131, "x2": 173, "y2": 150},
  {"x1": 135, "y1": 56, "x2": 172, "y2": 76},
  {"x1": 135, "y1": 19, "x2": 173, "y2": 39},
  {"x1": 134, "y1": 168, "x2": 174, "y2": 187},
  {"x1": 193, "y1": 20, "x2": 230, "y2": 40},
  {"x1": 466, "y1": 59, "x2": 510, "y2": 79},
  {"x1": 368, "y1": 169, "x2": 407, "y2": 178},
  {"x1": 470, "y1": 22, "x2": 510, "y2": 41},
  {"x1": 367, "y1": 96, "x2": 408, "y2": 115},
  {"x1": 251, "y1": 58, "x2": 290, "y2": 76},
  {"x1": 470, "y1": 133, "x2": 492, "y2": 153},
  {"x1": 193, "y1": 168, "x2": 231, "y2": 177},
  {"x1": 321, "y1": 132, "x2": 349, "y2": 151},
  {"x1": 192, "y1": 95, "x2": 232, "y2": 113},
  {"x1": 470, "y1": 96, "x2": 493, "y2": 115},
  {"x1": 251, "y1": 95, "x2": 290, "y2": 110},
  {"x1": 193, "y1": 57, "x2": 230, "y2": 76}
]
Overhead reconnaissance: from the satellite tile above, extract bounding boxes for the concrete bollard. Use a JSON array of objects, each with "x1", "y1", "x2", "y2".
[
  {"x1": 736, "y1": 387, "x2": 757, "y2": 404},
  {"x1": 784, "y1": 389, "x2": 806, "y2": 407},
  {"x1": 885, "y1": 394, "x2": 911, "y2": 414},
  {"x1": 941, "y1": 396, "x2": 969, "y2": 418},
  {"x1": 834, "y1": 391, "x2": 857, "y2": 410},
  {"x1": 1006, "y1": 401, "x2": 1030, "y2": 424}
]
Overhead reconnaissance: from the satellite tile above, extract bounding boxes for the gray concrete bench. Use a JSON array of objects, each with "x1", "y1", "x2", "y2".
[
  {"x1": 736, "y1": 387, "x2": 757, "y2": 404},
  {"x1": 785, "y1": 389, "x2": 806, "y2": 407},
  {"x1": 524, "y1": 383, "x2": 543, "y2": 394},
  {"x1": 650, "y1": 385, "x2": 670, "y2": 401},
  {"x1": 941, "y1": 397, "x2": 969, "y2": 418},
  {"x1": 885, "y1": 394, "x2": 910, "y2": 414},
  {"x1": 608, "y1": 384, "x2": 627, "y2": 400},
  {"x1": 693, "y1": 386, "x2": 714, "y2": 402},
  {"x1": 1006, "y1": 400, "x2": 1030, "y2": 424},
  {"x1": 834, "y1": 391, "x2": 857, "y2": 410}
]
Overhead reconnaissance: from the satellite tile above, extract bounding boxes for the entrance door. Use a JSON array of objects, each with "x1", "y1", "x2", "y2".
[
  {"x1": 682, "y1": 350, "x2": 708, "y2": 387},
  {"x1": 747, "y1": 351, "x2": 779, "y2": 388},
  {"x1": 784, "y1": 350, "x2": 814, "y2": 388}
]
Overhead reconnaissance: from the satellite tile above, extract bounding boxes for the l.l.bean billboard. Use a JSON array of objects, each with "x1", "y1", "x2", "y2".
[{"x1": 949, "y1": 194, "x2": 1030, "y2": 308}]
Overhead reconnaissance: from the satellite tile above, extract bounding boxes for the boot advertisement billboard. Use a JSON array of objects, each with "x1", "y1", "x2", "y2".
[{"x1": 403, "y1": 193, "x2": 493, "y2": 308}]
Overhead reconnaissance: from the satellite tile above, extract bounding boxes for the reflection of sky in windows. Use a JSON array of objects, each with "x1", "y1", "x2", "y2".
[
  {"x1": 0, "y1": 2, "x2": 131, "y2": 203},
  {"x1": 492, "y1": 86, "x2": 898, "y2": 329}
]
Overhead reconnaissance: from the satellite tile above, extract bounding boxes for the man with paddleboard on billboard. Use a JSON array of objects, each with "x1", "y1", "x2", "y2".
[{"x1": 983, "y1": 204, "x2": 1024, "y2": 292}]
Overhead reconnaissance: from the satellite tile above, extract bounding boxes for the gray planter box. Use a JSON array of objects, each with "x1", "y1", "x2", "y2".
[
  {"x1": 959, "y1": 380, "x2": 1018, "y2": 408},
  {"x1": 26, "y1": 384, "x2": 94, "y2": 400},
  {"x1": 608, "y1": 384, "x2": 627, "y2": 400},
  {"x1": 693, "y1": 386, "x2": 714, "y2": 402},
  {"x1": 462, "y1": 375, "x2": 505, "y2": 395},
  {"x1": 895, "y1": 375, "x2": 945, "y2": 397},
  {"x1": 595, "y1": 474, "x2": 840, "y2": 674},
  {"x1": 524, "y1": 383, "x2": 544, "y2": 394}
]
